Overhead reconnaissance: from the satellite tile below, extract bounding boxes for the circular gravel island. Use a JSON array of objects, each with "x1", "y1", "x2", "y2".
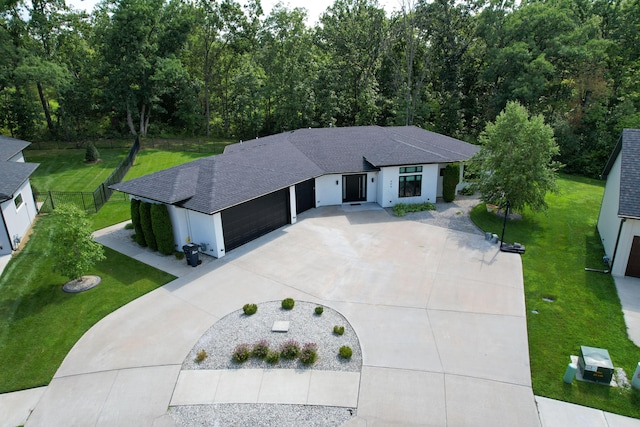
[{"x1": 170, "y1": 300, "x2": 362, "y2": 426}]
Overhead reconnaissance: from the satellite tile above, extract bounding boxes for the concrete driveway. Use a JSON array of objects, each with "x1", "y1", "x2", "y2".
[{"x1": 26, "y1": 205, "x2": 539, "y2": 426}]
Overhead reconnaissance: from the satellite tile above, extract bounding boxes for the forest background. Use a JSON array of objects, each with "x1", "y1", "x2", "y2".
[{"x1": 2, "y1": 0, "x2": 639, "y2": 177}]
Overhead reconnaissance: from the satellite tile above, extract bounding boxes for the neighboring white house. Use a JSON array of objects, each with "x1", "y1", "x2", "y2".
[
  {"x1": 597, "y1": 129, "x2": 640, "y2": 278},
  {"x1": 0, "y1": 136, "x2": 39, "y2": 255},
  {"x1": 112, "y1": 126, "x2": 479, "y2": 258}
]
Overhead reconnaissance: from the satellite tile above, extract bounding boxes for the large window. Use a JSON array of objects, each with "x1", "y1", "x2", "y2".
[
  {"x1": 14, "y1": 193, "x2": 23, "y2": 209},
  {"x1": 399, "y1": 166, "x2": 422, "y2": 198}
]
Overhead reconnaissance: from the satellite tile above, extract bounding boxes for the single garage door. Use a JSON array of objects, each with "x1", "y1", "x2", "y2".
[
  {"x1": 295, "y1": 179, "x2": 315, "y2": 214},
  {"x1": 221, "y1": 189, "x2": 290, "y2": 251}
]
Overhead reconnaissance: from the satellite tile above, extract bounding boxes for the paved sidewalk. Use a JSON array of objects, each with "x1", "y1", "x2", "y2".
[
  {"x1": 612, "y1": 275, "x2": 640, "y2": 346},
  {"x1": 536, "y1": 396, "x2": 640, "y2": 427},
  {"x1": 171, "y1": 369, "x2": 359, "y2": 407}
]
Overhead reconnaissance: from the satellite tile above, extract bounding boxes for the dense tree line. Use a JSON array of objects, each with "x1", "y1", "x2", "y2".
[{"x1": 1, "y1": 0, "x2": 639, "y2": 176}]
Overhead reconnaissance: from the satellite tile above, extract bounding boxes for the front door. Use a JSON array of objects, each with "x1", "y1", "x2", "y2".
[
  {"x1": 626, "y1": 236, "x2": 640, "y2": 278},
  {"x1": 343, "y1": 174, "x2": 367, "y2": 203}
]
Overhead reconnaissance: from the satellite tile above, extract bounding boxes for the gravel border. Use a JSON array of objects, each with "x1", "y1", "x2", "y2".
[{"x1": 182, "y1": 301, "x2": 362, "y2": 372}]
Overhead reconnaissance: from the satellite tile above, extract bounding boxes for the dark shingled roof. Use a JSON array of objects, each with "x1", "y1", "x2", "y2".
[
  {"x1": 112, "y1": 126, "x2": 478, "y2": 214},
  {"x1": 0, "y1": 136, "x2": 39, "y2": 203},
  {"x1": 602, "y1": 129, "x2": 640, "y2": 219}
]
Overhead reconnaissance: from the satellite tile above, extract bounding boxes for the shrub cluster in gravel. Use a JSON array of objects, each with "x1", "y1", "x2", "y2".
[{"x1": 243, "y1": 303, "x2": 258, "y2": 315}]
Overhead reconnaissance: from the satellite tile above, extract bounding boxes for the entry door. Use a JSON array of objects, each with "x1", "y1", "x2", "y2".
[
  {"x1": 343, "y1": 174, "x2": 367, "y2": 203},
  {"x1": 626, "y1": 236, "x2": 640, "y2": 278}
]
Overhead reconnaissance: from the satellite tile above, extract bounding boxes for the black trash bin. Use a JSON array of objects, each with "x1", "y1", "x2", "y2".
[{"x1": 182, "y1": 243, "x2": 200, "y2": 267}]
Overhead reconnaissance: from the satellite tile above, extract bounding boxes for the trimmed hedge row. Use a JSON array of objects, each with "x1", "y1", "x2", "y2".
[
  {"x1": 131, "y1": 199, "x2": 175, "y2": 255},
  {"x1": 442, "y1": 163, "x2": 460, "y2": 203}
]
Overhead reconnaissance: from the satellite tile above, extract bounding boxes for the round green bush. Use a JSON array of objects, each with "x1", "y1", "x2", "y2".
[
  {"x1": 314, "y1": 306, "x2": 324, "y2": 315},
  {"x1": 232, "y1": 343, "x2": 251, "y2": 363},
  {"x1": 243, "y1": 303, "x2": 258, "y2": 315},
  {"x1": 174, "y1": 251, "x2": 185, "y2": 260},
  {"x1": 333, "y1": 325, "x2": 345, "y2": 335},
  {"x1": 266, "y1": 349, "x2": 280, "y2": 364},
  {"x1": 339, "y1": 346, "x2": 353, "y2": 359},
  {"x1": 281, "y1": 298, "x2": 295, "y2": 310}
]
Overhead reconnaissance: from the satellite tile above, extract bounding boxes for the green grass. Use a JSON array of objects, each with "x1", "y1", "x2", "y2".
[
  {"x1": 25, "y1": 148, "x2": 129, "y2": 192},
  {"x1": 89, "y1": 148, "x2": 219, "y2": 230},
  {"x1": 0, "y1": 215, "x2": 175, "y2": 393},
  {"x1": 470, "y1": 174, "x2": 640, "y2": 418}
]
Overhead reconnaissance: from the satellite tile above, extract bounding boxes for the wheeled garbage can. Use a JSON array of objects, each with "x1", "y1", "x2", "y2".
[{"x1": 182, "y1": 243, "x2": 200, "y2": 267}]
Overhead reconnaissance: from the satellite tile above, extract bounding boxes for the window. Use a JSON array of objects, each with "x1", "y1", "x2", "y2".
[
  {"x1": 399, "y1": 175, "x2": 422, "y2": 197},
  {"x1": 14, "y1": 193, "x2": 23, "y2": 209},
  {"x1": 400, "y1": 166, "x2": 422, "y2": 174}
]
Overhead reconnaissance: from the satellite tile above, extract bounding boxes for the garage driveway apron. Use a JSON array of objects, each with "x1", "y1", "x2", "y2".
[{"x1": 26, "y1": 205, "x2": 540, "y2": 427}]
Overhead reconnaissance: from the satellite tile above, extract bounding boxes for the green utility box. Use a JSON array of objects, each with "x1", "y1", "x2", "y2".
[{"x1": 578, "y1": 346, "x2": 614, "y2": 384}]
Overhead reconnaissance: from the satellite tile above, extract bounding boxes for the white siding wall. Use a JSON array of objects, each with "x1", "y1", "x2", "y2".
[
  {"x1": 613, "y1": 219, "x2": 640, "y2": 276},
  {"x1": 378, "y1": 164, "x2": 439, "y2": 208},
  {"x1": 9, "y1": 152, "x2": 25, "y2": 163},
  {"x1": 597, "y1": 153, "x2": 622, "y2": 262},
  {"x1": 289, "y1": 186, "x2": 297, "y2": 224},
  {"x1": 167, "y1": 205, "x2": 225, "y2": 258},
  {"x1": 188, "y1": 210, "x2": 220, "y2": 257},
  {"x1": 167, "y1": 205, "x2": 190, "y2": 249},
  {"x1": 366, "y1": 172, "x2": 378, "y2": 201},
  {"x1": 316, "y1": 174, "x2": 344, "y2": 207},
  {"x1": 0, "y1": 179, "x2": 38, "y2": 253}
]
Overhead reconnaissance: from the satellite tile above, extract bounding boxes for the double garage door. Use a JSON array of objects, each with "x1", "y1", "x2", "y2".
[{"x1": 221, "y1": 189, "x2": 290, "y2": 252}]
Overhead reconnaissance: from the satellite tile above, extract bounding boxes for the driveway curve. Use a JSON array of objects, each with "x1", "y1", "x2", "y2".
[{"x1": 26, "y1": 205, "x2": 540, "y2": 427}]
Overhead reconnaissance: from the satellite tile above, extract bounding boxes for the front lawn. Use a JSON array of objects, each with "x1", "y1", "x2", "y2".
[
  {"x1": 470, "y1": 174, "x2": 640, "y2": 418},
  {"x1": 0, "y1": 215, "x2": 176, "y2": 393}
]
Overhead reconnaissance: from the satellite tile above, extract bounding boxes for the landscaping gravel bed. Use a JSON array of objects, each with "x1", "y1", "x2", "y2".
[
  {"x1": 169, "y1": 404, "x2": 355, "y2": 427},
  {"x1": 182, "y1": 301, "x2": 362, "y2": 372}
]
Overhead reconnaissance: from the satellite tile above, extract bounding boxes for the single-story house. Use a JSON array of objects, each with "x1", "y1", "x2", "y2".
[
  {"x1": 0, "y1": 136, "x2": 39, "y2": 255},
  {"x1": 597, "y1": 129, "x2": 640, "y2": 278},
  {"x1": 112, "y1": 126, "x2": 479, "y2": 258}
]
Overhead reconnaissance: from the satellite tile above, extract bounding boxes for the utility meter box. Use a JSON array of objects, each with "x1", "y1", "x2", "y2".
[{"x1": 578, "y1": 346, "x2": 614, "y2": 384}]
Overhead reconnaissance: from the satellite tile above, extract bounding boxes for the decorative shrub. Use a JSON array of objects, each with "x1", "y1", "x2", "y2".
[
  {"x1": 232, "y1": 343, "x2": 251, "y2": 363},
  {"x1": 124, "y1": 222, "x2": 134, "y2": 230},
  {"x1": 281, "y1": 298, "x2": 295, "y2": 310},
  {"x1": 85, "y1": 142, "x2": 100, "y2": 162},
  {"x1": 442, "y1": 163, "x2": 460, "y2": 202},
  {"x1": 339, "y1": 346, "x2": 353, "y2": 359},
  {"x1": 243, "y1": 303, "x2": 258, "y2": 315},
  {"x1": 151, "y1": 203, "x2": 175, "y2": 255},
  {"x1": 392, "y1": 202, "x2": 436, "y2": 217},
  {"x1": 252, "y1": 339, "x2": 269, "y2": 359},
  {"x1": 333, "y1": 325, "x2": 345, "y2": 335},
  {"x1": 280, "y1": 339, "x2": 300, "y2": 359},
  {"x1": 139, "y1": 201, "x2": 157, "y2": 251},
  {"x1": 314, "y1": 306, "x2": 324, "y2": 315},
  {"x1": 174, "y1": 251, "x2": 185, "y2": 260},
  {"x1": 131, "y1": 199, "x2": 146, "y2": 247},
  {"x1": 195, "y1": 349, "x2": 207, "y2": 362},
  {"x1": 266, "y1": 349, "x2": 280, "y2": 364},
  {"x1": 299, "y1": 342, "x2": 318, "y2": 365},
  {"x1": 460, "y1": 185, "x2": 474, "y2": 196}
]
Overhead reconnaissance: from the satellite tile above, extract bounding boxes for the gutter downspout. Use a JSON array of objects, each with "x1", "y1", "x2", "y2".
[{"x1": 610, "y1": 217, "x2": 626, "y2": 273}]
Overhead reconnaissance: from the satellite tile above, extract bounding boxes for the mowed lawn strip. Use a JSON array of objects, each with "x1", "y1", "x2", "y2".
[
  {"x1": 0, "y1": 216, "x2": 176, "y2": 393},
  {"x1": 25, "y1": 148, "x2": 129, "y2": 192},
  {"x1": 470, "y1": 174, "x2": 640, "y2": 418},
  {"x1": 90, "y1": 145, "x2": 230, "y2": 230}
]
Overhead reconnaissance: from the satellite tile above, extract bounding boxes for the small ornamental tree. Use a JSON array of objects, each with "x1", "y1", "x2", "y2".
[
  {"x1": 85, "y1": 142, "x2": 100, "y2": 163},
  {"x1": 139, "y1": 201, "x2": 157, "y2": 251},
  {"x1": 51, "y1": 204, "x2": 106, "y2": 281},
  {"x1": 442, "y1": 163, "x2": 460, "y2": 202},
  {"x1": 150, "y1": 203, "x2": 174, "y2": 255},
  {"x1": 468, "y1": 101, "x2": 561, "y2": 213},
  {"x1": 130, "y1": 199, "x2": 146, "y2": 247}
]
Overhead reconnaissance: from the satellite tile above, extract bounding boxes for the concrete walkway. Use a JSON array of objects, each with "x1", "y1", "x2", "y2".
[
  {"x1": 613, "y1": 275, "x2": 640, "y2": 346},
  {"x1": 3, "y1": 204, "x2": 640, "y2": 426}
]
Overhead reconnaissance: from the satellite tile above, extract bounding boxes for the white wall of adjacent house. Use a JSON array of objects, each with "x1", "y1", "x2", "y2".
[
  {"x1": 597, "y1": 153, "x2": 622, "y2": 263},
  {"x1": 377, "y1": 164, "x2": 439, "y2": 208},
  {"x1": 0, "y1": 179, "x2": 37, "y2": 253},
  {"x1": 612, "y1": 219, "x2": 640, "y2": 276}
]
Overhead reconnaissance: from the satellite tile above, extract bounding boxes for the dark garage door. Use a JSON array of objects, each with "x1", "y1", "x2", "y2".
[
  {"x1": 626, "y1": 236, "x2": 640, "y2": 278},
  {"x1": 221, "y1": 189, "x2": 290, "y2": 251},
  {"x1": 295, "y1": 179, "x2": 315, "y2": 214}
]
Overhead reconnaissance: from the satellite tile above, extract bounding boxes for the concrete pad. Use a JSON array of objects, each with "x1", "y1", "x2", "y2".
[
  {"x1": 213, "y1": 369, "x2": 262, "y2": 403},
  {"x1": 170, "y1": 369, "x2": 221, "y2": 406},
  {"x1": 429, "y1": 309, "x2": 531, "y2": 386},
  {"x1": 604, "y1": 412, "x2": 640, "y2": 427},
  {"x1": 152, "y1": 414, "x2": 177, "y2": 427},
  {"x1": 95, "y1": 365, "x2": 180, "y2": 427},
  {"x1": 428, "y1": 274, "x2": 525, "y2": 316},
  {"x1": 308, "y1": 370, "x2": 360, "y2": 407},
  {"x1": 0, "y1": 386, "x2": 45, "y2": 427},
  {"x1": 258, "y1": 369, "x2": 310, "y2": 404},
  {"x1": 536, "y1": 396, "x2": 608, "y2": 427},
  {"x1": 26, "y1": 370, "x2": 117, "y2": 427},
  {"x1": 335, "y1": 302, "x2": 442, "y2": 372},
  {"x1": 445, "y1": 375, "x2": 540, "y2": 427},
  {"x1": 612, "y1": 275, "x2": 640, "y2": 346},
  {"x1": 357, "y1": 366, "x2": 446, "y2": 426},
  {"x1": 55, "y1": 287, "x2": 216, "y2": 377}
]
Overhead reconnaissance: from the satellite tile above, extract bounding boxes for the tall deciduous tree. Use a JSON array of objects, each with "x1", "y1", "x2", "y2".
[{"x1": 469, "y1": 101, "x2": 561, "y2": 213}]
